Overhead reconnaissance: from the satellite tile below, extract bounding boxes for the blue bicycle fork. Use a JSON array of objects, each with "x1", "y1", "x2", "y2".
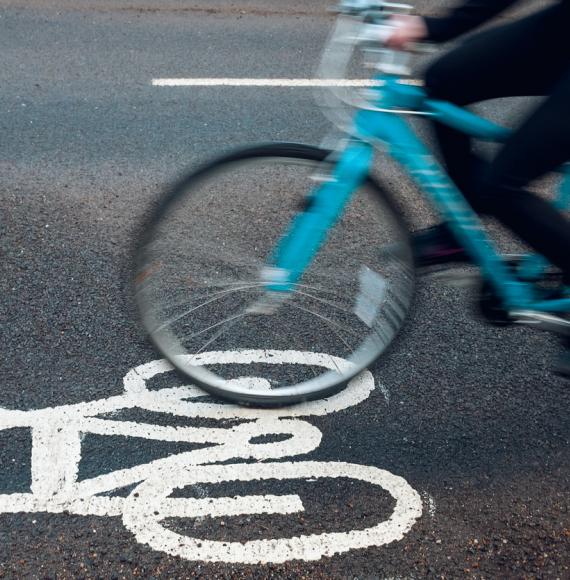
[{"x1": 265, "y1": 140, "x2": 373, "y2": 293}]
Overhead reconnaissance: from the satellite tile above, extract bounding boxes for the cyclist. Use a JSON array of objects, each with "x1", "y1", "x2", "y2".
[{"x1": 386, "y1": 0, "x2": 570, "y2": 377}]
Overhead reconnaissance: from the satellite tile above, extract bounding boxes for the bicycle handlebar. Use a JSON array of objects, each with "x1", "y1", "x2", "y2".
[
  {"x1": 315, "y1": 4, "x2": 435, "y2": 132},
  {"x1": 336, "y1": 0, "x2": 413, "y2": 16}
]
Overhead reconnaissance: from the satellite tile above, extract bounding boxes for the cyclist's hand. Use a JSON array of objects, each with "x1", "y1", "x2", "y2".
[{"x1": 385, "y1": 15, "x2": 428, "y2": 49}]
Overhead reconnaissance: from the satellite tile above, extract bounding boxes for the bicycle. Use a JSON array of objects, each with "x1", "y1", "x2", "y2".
[{"x1": 134, "y1": 0, "x2": 570, "y2": 406}]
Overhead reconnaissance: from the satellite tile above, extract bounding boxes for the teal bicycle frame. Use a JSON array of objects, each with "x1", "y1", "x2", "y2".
[{"x1": 268, "y1": 75, "x2": 570, "y2": 314}]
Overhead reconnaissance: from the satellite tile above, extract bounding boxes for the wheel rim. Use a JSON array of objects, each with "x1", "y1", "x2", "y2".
[{"x1": 135, "y1": 148, "x2": 414, "y2": 403}]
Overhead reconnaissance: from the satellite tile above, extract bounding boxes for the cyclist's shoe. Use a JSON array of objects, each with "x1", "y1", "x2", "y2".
[{"x1": 412, "y1": 223, "x2": 471, "y2": 268}]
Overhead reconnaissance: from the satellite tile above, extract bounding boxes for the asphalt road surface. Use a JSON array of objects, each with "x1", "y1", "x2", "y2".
[{"x1": 0, "y1": 0, "x2": 568, "y2": 578}]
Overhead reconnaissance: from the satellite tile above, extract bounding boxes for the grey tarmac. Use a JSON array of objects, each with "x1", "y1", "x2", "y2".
[{"x1": 0, "y1": 1, "x2": 568, "y2": 578}]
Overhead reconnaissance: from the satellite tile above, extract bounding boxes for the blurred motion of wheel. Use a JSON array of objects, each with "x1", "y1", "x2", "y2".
[{"x1": 134, "y1": 143, "x2": 415, "y2": 405}]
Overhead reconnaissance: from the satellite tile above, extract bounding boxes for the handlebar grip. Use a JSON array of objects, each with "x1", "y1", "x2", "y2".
[
  {"x1": 358, "y1": 23, "x2": 435, "y2": 51},
  {"x1": 337, "y1": 1, "x2": 413, "y2": 15}
]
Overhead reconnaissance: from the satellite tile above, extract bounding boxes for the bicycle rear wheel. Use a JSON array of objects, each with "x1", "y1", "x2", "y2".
[{"x1": 134, "y1": 143, "x2": 415, "y2": 405}]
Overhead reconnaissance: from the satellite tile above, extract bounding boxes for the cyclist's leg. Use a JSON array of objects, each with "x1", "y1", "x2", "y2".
[
  {"x1": 424, "y1": 3, "x2": 570, "y2": 212},
  {"x1": 416, "y1": 4, "x2": 570, "y2": 275},
  {"x1": 478, "y1": 69, "x2": 570, "y2": 284}
]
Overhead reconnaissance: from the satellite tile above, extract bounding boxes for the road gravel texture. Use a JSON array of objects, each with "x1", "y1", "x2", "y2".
[{"x1": 0, "y1": 1, "x2": 568, "y2": 578}]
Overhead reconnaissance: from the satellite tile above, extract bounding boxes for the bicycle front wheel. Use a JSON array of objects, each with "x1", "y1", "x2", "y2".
[{"x1": 134, "y1": 143, "x2": 415, "y2": 405}]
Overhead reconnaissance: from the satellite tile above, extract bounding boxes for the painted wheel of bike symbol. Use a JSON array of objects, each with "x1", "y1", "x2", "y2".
[{"x1": 124, "y1": 460, "x2": 422, "y2": 564}]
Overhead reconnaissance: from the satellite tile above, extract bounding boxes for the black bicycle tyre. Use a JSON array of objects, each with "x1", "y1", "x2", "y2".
[{"x1": 134, "y1": 142, "x2": 415, "y2": 406}]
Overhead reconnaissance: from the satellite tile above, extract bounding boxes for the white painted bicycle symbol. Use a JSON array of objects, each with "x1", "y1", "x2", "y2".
[{"x1": 0, "y1": 350, "x2": 422, "y2": 564}]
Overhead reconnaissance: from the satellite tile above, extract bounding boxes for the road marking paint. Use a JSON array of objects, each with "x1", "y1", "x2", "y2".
[
  {"x1": 158, "y1": 495, "x2": 305, "y2": 519},
  {"x1": 0, "y1": 350, "x2": 420, "y2": 563},
  {"x1": 0, "y1": 494, "x2": 126, "y2": 517},
  {"x1": 123, "y1": 461, "x2": 422, "y2": 564},
  {"x1": 71, "y1": 419, "x2": 322, "y2": 500},
  {"x1": 151, "y1": 78, "x2": 423, "y2": 87},
  {"x1": 3, "y1": 463, "x2": 421, "y2": 564},
  {"x1": 0, "y1": 350, "x2": 379, "y2": 427},
  {"x1": 122, "y1": 350, "x2": 382, "y2": 416}
]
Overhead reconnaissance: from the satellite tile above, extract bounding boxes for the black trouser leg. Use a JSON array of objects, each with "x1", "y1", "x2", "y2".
[
  {"x1": 424, "y1": 4, "x2": 570, "y2": 279},
  {"x1": 479, "y1": 73, "x2": 570, "y2": 278}
]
